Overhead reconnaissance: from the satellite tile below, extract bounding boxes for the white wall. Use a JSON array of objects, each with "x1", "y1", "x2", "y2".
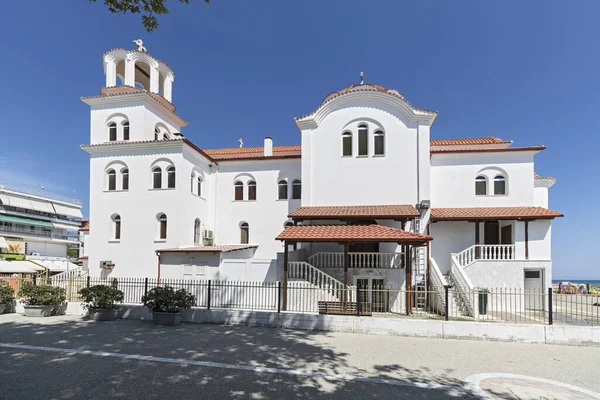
[
  {"x1": 214, "y1": 159, "x2": 301, "y2": 259},
  {"x1": 88, "y1": 98, "x2": 182, "y2": 144},
  {"x1": 430, "y1": 222, "x2": 475, "y2": 273},
  {"x1": 431, "y1": 152, "x2": 536, "y2": 207},
  {"x1": 464, "y1": 260, "x2": 552, "y2": 290},
  {"x1": 534, "y1": 186, "x2": 549, "y2": 207},
  {"x1": 25, "y1": 241, "x2": 66, "y2": 258},
  {"x1": 301, "y1": 102, "x2": 428, "y2": 206}
]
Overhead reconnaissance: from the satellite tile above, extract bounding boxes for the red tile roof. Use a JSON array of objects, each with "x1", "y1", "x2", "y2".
[
  {"x1": 534, "y1": 172, "x2": 555, "y2": 181},
  {"x1": 430, "y1": 137, "x2": 510, "y2": 146},
  {"x1": 276, "y1": 224, "x2": 432, "y2": 244},
  {"x1": 156, "y1": 245, "x2": 258, "y2": 254},
  {"x1": 79, "y1": 220, "x2": 89, "y2": 232},
  {"x1": 289, "y1": 205, "x2": 419, "y2": 220},
  {"x1": 205, "y1": 145, "x2": 302, "y2": 160},
  {"x1": 430, "y1": 146, "x2": 545, "y2": 155},
  {"x1": 430, "y1": 207, "x2": 563, "y2": 221}
]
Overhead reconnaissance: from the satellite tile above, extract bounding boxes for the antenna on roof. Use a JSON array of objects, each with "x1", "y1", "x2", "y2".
[
  {"x1": 238, "y1": 138, "x2": 244, "y2": 148},
  {"x1": 360, "y1": 71, "x2": 364, "y2": 85}
]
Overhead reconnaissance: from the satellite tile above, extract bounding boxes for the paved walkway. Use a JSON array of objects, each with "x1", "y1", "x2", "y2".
[{"x1": 0, "y1": 314, "x2": 598, "y2": 399}]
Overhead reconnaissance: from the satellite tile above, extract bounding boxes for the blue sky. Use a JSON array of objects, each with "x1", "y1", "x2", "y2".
[{"x1": 0, "y1": 1, "x2": 597, "y2": 279}]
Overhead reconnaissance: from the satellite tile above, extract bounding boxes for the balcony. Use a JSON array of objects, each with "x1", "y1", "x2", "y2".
[
  {"x1": 0, "y1": 205, "x2": 81, "y2": 225},
  {"x1": 455, "y1": 244, "x2": 516, "y2": 268},
  {"x1": 0, "y1": 225, "x2": 80, "y2": 243},
  {"x1": 308, "y1": 252, "x2": 405, "y2": 269}
]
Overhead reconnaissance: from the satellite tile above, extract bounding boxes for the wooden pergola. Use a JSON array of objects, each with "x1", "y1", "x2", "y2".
[{"x1": 276, "y1": 224, "x2": 432, "y2": 313}]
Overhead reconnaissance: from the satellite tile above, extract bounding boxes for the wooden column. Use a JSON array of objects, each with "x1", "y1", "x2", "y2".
[
  {"x1": 343, "y1": 243, "x2": 349, "y2": 303},
  {"x1": 405, "y1": 244, "x2": 411, "y2": 315},
  {"x1": 524, "y1": 220, "x2": 529, "y2": 260},
  {"x1": 282, "y1": 241, "x2": 289, "y2": 311},
  {"x1": 474, "y1": 222, "x2": 480, "y2": 259}
]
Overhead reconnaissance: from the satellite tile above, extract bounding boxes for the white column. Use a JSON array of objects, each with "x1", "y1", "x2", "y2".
[
  {"x1": 163, "y1": 77, "x2": 173, "y2": 102},
  {"x1": 105, "y1": 60, "x2": 117, "y2": 87},
  {"x1": 124, "y1": 58, "x2": 136, "y2": 87},
  {"x1": 150, "y1": 67, "x2": 159, "y2": 93}
]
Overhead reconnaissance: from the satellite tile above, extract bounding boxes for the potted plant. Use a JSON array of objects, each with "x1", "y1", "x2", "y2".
[
  {"x1": 141, "y1": 286, "x2": 195, "y2": 326},
  {"x1": 0, "y1": 285, "x2": 15, "y2": 314},
  {"x1": 20, "y1": 285, "x2": 66, "y2": 317},
  {"x1": 79, "y1": 285, "x2": 124, "y2": 321}
]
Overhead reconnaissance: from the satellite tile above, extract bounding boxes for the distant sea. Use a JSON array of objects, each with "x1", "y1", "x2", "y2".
[{"x1": 553, "y1": 280, "x2": 600, "y2": 286}]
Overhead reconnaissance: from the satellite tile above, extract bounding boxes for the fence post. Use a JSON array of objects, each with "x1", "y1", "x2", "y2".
[
  {"x1": 86, "y1": 276, "x2": 91, "y2": 288},
  {"x1": 444, "y1": 285, "x2": 450, "y2": 321},
  {"x1": 143, "y1": 278, "x2": 149, "y2": 304},
  {"x1": 356, "y1": 285, "x2": 361, "y2": 316},
  {"x1": 207, "y1": 280, "x2": 211, "y2": 310},
  {"x1": 277, "y1": 281, "x2": 281, "y2": 313},
  {"x1": 32, "y1": 275, "x2": 37, "y2": 286},
  {"x1": 548, "y1": 287, "x2": 553, "y2": 325}
]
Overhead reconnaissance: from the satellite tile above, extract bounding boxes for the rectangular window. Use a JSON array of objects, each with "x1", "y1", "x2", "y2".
[
  {"x1": 292, "y1": 183, "x2": 301, "y2": 200},
  {"x1": 115, "y1": 221, "x2": 121, "y2": 240},
  {"x1": 342, "y1": 135, "x2": 352, "y2": 156},
  {"x1": 234, "y1": 185, "x2": 243, "y2": 201},
  {"x1": 160, "y1": 220, "x2": 167, "y2": 239},
  {"x1": 153, "y1": 172, "x2": 161, "y2": 189},
  {"x1": 374, "y1": 134, "x2": 384, "y2": 155},
  {"x1": 278, "y1": 184, "x2": 287, "y2": 200},
  {"x1": 494, "y1": 180, "x2": 506, "y2": 195},
  {"x1": 167, "y1": 173, "x2": 176, "y2": 189},
  {"x1": 108, "y1": 174, "x2": 116, "y2": 191},
  {"x1": 524, "y1": 270, "x2": 540, "y2": 279},
  {"x1": 123, "y1": 126, "x2": 129, "y2": 141},
  {"x1": 475, "y1": 181, "x2": 486, "y2": 196},
  {"x1": 122, "y1": 174, "x2": 129, "y2": 190},
  {"x1": 358, "y1": 127, "x2": 368, "y2": 156},
  {"x1": 248, "y1": 185, "x2": 256, "y2": 200}
]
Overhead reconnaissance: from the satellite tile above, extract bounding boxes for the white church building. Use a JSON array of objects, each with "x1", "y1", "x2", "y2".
[{"x1": 82, "y1": 44, "x2": 562, "y2": 313}]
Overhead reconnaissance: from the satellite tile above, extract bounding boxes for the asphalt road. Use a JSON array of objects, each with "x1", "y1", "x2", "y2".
[{"x1": 0, "y1": 314, "x2": 598, "y2": 399}]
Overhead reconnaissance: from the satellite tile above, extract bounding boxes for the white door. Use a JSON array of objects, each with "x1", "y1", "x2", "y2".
[{"x1": 524, "y1": 269, "x2": 544, "y2": 310}]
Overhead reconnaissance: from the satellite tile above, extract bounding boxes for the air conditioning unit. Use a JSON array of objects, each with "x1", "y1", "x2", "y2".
[
  {"x1": 100, "y1": 260, "x2": 115, "y2": 269},
  {"x1": 202, "y1": 230, "x2": 214, "y2": 240}
]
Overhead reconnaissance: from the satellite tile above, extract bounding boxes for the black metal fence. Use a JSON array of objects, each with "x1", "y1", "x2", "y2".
[{"x1": 2, "y1": 276, "x2": 599, "y2": 326}]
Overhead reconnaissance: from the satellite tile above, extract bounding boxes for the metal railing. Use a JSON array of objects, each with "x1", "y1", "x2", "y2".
[
  {"x1": 456, "y1": 244, "x2": 516, "y2": 267},
  {"x1": 449, "y1": 255, "x2": 475, "y2": 316},
  {"x1": 0, "y1": 183, "x2": 82, "y2": 206},
  {"x1": 2, "y1": 276, "x2": 599, "y2": 326},
  {"x1": 308, "y1": 252, "x2": 404, "y2": 269},
  {"x1": 0, "y1": 225, "x2": 80, "y2": 242},
  {"x1": 0, "y1": 205, "x2": 82, "y2": 224}
]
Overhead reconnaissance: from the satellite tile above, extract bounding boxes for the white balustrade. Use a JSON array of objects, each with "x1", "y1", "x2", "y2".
[
  {"x1": 456, "y1": 244, "x2": 516, "y2": 267},
  {"x1": 288, "y1": 261, "x2": 345, "y2": 293},
  {"x1": 307, "y1": 252, "x2": 404, "y2": 269},
  {"x1": 450, "y1": 255, "x2": 475, "y2": 316}
]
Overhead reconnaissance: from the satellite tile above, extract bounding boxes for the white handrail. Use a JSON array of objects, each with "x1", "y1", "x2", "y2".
[
  {"x1": 450, "y1": 254, "x2": 474, "y2": 315},
  {"x1": 456, "y1": 244, "x2": 516, "y2": 267},
  {"x1": 429, "y1": 258, "x2": 448, "y2": 289},
  {"x1": 307, "y1": 252, "x2": 404, "y2": 269},
  {"x1": 288, "y1": 261, "x2": 346, "y2": 291}
]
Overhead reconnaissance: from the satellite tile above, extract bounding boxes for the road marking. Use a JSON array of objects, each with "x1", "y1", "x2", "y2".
[
  {"x1": 0, "y1": 342, "x2": 468, "y2": 393},
  {"x1": 464, "y1": 373, "x2": 600, "y2": 399}
]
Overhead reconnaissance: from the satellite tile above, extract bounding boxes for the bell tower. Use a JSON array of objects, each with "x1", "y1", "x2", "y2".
[{"x1": 82, "y1": 40, "x2": 187, "y2": 145}]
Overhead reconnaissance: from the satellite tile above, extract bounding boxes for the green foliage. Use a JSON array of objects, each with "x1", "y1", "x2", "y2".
[
  {"x1": 79, "y1": 285, "x2": 124, "y2": 310},
  {"x1": 67, "y1": 249, "x2": 79, "y2": 258},
  {"x1": 142, "y1": 286, "x2": 195, "y2": 313},
  {"x1": 0, "y1": 285, "x2": 15, "y2": 304},
  {"x1": 0, "y1": 254, "x2": 25, "y2": 261},
  {"x1": 88, "y1": 0, "x2": 210, "y2": 32},
  {"x1": 19, "y1": 285, "x2": 66, "y2": 306}
]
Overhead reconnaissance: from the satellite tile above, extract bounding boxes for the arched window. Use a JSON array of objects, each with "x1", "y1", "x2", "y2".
[
  {"x1": 194, "y1": 218, "x2": 201, "y2": 245},
  {"x1": 108, "y1": 122, "x2": 117, "y2": 142},
  {"x1": 121, "y1": 168, "x2": 129, "y2": 190},
  {"x1": 122, "y1": 121, "x2": 130, "y2": 141},
  {"x1": 494, "y1": 175, "x2": 506, "y2": 195},
  {"x1": 153, "y1": 167, "x2": 162, "y2": 189},
  {"x1": 342, "y1": 132, "x2": 352, "y2": 156},
  {"x1": 278, "y1": 180, "x2": 288, "y2": 200},
  {"x1": 234, "y1": 181, "x2": 243, "y2": 201},
  {"x1": 154, "y1": 128, "x2": 159, "y2": 141},
  {"x1": 158, "y1": 213, "x2": 167, "y2": 239},
  {"x1": 475, "y1": 176, "x2": 487, "y2": 196},
  {"x1": 248, "y1": 181, "x2": 257, "y2": 201},
  {"x1": 374, "y1": 130, "x2": 385, "y2": 156},
  {"x1": 197, "y1": 176, "x2": 203, "y2": 197},
  {"x1": 107, "y1": 169, "x2": 116, "y2": 191},
  {"x1": 112, "y1": 214, "x2": 121, "y2": 240},
  {"x1": 167, "y1": 166, "x2": 176, "y2": 188},
  {"x1": 292, "y1": 179, "x2": 301, "y2": 200},
  {"x1": 240, "y1": 222, "x2": 249, "y2": 244},
  {"x1": 358, "y1": 124, "x2": 368, "y2": 156},
  {"x1": 190, "y1": 173, "x2": 194, "y2": 192}
]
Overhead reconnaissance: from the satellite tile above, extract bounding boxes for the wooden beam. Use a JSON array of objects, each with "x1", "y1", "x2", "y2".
[
  {"x1": 283, "y1": 241, "x2": 289, "y2": 311},
  {"x1": 524, "y1": 220, "x2": 529, "y2": 260},
  {"x1": 343, "y1": 243, "x2": 349, "y2": 303},
  {"x1": 474, "y1": 222, "x2": 480, "y2": 259},
  {"x1": 405, "y1": 244, "x2": 411, "y2": 315}
]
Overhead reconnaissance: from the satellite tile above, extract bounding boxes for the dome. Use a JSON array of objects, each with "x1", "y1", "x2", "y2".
[{"x1": 320, "y1": 83, "x2": 406, "y2": 107}]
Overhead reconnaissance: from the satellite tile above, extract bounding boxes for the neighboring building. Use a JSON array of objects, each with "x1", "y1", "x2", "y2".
[
  {"x1": 82, "y1": 45, "x2": 562, "y2": 313},
  {"x1": 0, "y1": 184, "x2": 83, "y2": 275}
]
